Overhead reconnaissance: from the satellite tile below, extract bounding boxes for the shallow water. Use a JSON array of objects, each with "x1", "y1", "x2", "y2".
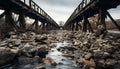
[{"x1": 46, "y1": 42, "x2": 81, "y2": 69}]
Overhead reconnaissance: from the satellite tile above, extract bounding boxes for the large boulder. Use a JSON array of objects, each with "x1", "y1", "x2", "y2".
[
  {"x1": 0, "y1": 47, "x2": 19, "y2": 66},
  {"x1": 36, "y1": 46, "x2": 48, "y2": 58},
  {"x1": 20, "y1": 43, "x2": 36, "y2": 57}
]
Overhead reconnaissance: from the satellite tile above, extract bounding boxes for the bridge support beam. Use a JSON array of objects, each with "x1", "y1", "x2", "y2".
[
  {"x1": 98, "y1": 10, "x2": 106, "y2": 30},
  {"x1": 41, "y1": 23, "x2": 46, "y2": 31},
  {"x1": 4, "y1": 10, "x2": 19, "y2": 32},
  {"x1": 75, "y1": 22, "x2": 79, "y2": 31},
  {"x1": 72, "y1": 23, "x2": 75, "y2": 31},
  {"x1": 46, "y1": 23, "x2": 49, "y2": 30},
  {"x1": 86, "y1": 19, "x2": 94, "y2": 33},
  {"x1": 19, "y1": 12, "x2": 26, "y2": 31},
  {"x1": 106, "y1": 11, "x2": 120, "y2": 31},
  {"x1": 82, "y1": 16, "x2": 94, "y2": 33},
  {"x1": 67, "y1": 24, "x2": 71, "y2": 31},
  {"x1": 35, "y1": 20, "x2": 39, "y2": 33},
  {"x1": 78, "y1": 23, "x2": 82, "y2": 31},
  {"x1": 69, "y1": 24, "x2": 72, "y2": 31},
  {"x1": 82, "y1": 16, "x2": 88, "y2": 32},
  {"x1": 95, "y1": 10, "x2": 107, "y2": 38}
]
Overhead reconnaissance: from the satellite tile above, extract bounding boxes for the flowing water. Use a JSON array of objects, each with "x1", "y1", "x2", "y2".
[{"x1": 46, "y1": 42, "x2": 80, "y2": 69}]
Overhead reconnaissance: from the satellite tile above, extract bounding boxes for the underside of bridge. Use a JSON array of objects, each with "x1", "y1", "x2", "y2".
[
  {"x1": 64, "y1": 0, "x2": 120, "y2": 34},
  {"x1": 0, "y1": 0, "x2": 59, "y2": 37}
]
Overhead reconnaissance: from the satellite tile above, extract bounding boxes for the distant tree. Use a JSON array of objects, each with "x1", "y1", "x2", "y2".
[{"x1": 59, "y1": 21, "x2": 64, "y2": 26}]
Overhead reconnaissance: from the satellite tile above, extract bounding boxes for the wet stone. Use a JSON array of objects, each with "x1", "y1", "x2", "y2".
[
  {"x1": 44, "y1": 57, "x2": 57, "y2": 66},
  {"x1": 84, "y1": 53, "x2": 92, "y2": 60}
]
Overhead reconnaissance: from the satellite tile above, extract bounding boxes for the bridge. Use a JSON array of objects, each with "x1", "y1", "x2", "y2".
[
  {"x1": 64, "y1": 0, "x2": 120, "y2": 33},
  {"x1": 0, "y1": 0, "x2": 59, "y2": 34}
]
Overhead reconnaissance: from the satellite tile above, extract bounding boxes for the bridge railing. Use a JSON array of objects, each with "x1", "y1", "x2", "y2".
[
  {"x1": 19, "y1": 0, "x2": 56, "y2": 25},
  {"x1": 66, "y1": 0, "x2": 93, "y2": 24}
]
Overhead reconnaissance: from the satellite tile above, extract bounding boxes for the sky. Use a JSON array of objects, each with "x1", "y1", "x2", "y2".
[
  {"x1": 0, "y1": 0, "x2": 120, "y2": 24},
  {"x1": 33, "y1": 0, "x2": 120, "y2": 24},
  {"x1": 33, "y1": 0, "x2": 81, "y2": 24}
]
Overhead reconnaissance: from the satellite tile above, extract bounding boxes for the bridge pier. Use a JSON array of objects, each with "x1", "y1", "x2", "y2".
[
  {"x1": 67, "y1": 24, "x2": 71, "y2": 31},
  {"x1": 78, "y1": 22, "x2": 82, "y2": 31},
  {"x1": 98, "y1": 10, "x2": 106, "y2": 30},
  {"x1": 19, "y1": 12, "x2": 26, "y2": 31},
  {"x1": 49, "y1": 24, "x2": 52, "y2": 30},
  {"x1": 4, "y1": 10, "x2": 19, "y2": 32},
  {"x1": 82, "y1": 16, "x2": 94, "y2": 33},
  {"x1": 95, "y1": 10, "x2": 107, "y2": 38},
  {"x1": 41, "y1": 23, "x2": 46, "y2": 31},
  {"x1": 46, "y1": 23, "x2": 50, "y2": 30},
  {"x1": 75, "y1": 22, "x2": 79, "y2": 31},
  {"x1": 69, "y1": 23, "x2": 72, "y2": 31},
  {"x1": 72, "y1": 22, "x2": 75, "y2": 31},
  {"x1": 82, "y1": 16, "x2": 88, "y2": 32},
  {"x1": 34, "y1": 20, "x2": 39, "y2": 33}
]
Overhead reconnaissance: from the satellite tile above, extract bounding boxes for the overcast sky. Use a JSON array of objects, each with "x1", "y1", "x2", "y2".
[
  {"x1": 33, "y1": 0, "x2": 80, "y2": 24},
  {"x1": 33, "y1": 0, "x2": 120, "y2": 24}
]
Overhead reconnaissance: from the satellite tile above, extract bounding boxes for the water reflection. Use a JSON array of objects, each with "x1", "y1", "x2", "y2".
[{"x1": 46, "y1": 42, "x2": 80, "y2": 69}]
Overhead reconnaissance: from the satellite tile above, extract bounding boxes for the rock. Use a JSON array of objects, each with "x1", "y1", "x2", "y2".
[
  {"x1": 58, "y1": 62, "x2": 64, "y2": 65},
  {"x1": 21, "y1": 43, "x2": 34, "y2": 52},
  {"x1": 36, "y1": 46, "x2": 48, "y2": 58},
  {"x1": 73, "y1": 39, "x2": 81, "y2": 46},
  {"x1": 44, "y1": 57, "x2": 57, "y2": 66},
  {"x1": 35, "y1": 35, "x2": 48, "y2": 42},
  {"x1": 20, "y1": 43, "x2": 36, "y2": 57},
  {"x1": 34, "y1": 64, "x2": 45, "y2": 69},
  {"x1": 76, "y1": 58, "x2": 89, "y2": 65},
  {"x1": 105, "y1": 59, "x2": 117, "y2": 67},
  {"x1": 0, "y1": 41, "x2": 8, "y2": 46},
  {"x1": 10, "y1": 35, "x2": 18, "y2": 39},
  {"x1": 97, "y1": 59, "x2": 105, "y2": 68},
  {"x1": 89, "y1": 59, "x2": 96, "y2": 68},
  {"x1": 84, "y1": 53, "x2": 92, "y2": 60},
  {"x1": 0, "y1": 47, "x2": 19, "y2": 66},
  {"x1": 18, "y1": 56, "x2": 40, "y2": 65},
  {"x1": 63, "y1": 53, "x2": 75, "y2": 58},
  {"x1": 12, "y1": 39, "x2": 21, "y2": 46}
]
